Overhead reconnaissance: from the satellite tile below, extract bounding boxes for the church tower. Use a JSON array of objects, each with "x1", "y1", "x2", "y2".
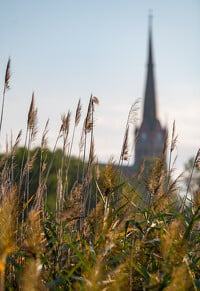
[{"x1": 134, "y1": 15, "x2": 167, "y2": 169}]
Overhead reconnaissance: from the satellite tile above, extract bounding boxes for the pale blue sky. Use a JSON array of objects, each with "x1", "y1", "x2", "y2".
[{"x1": 0, "y1": 0, "x2": 199, "y2": 171}]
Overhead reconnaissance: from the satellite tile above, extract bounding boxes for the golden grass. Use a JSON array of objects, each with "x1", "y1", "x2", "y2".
[{"x1": 0, "y1": 61, "x2": 199, "y2": 290}]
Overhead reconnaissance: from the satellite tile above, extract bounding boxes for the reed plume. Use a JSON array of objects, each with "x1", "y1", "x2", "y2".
[
  {"x1": 0, "y1": 58, "x2": 11, "y2": 134},
  {"x1": 120, "y1": 125, "x2": 129, "y2": 162},
  {"x1": 82, "y1": 95, "x2": 99, "y2": 183},
  {"x1": 119, "y1": 100, "x2": 140, "y2": 167},
  {"x1": 28, "y1": 92, "x2": 38, "y2": 140},
  {"x1": 167, "y1": 121, "x2": 178, "y2": 188},
  {"x1": 64, "y1": 100, "x2": 82, "y2": 196},
  {"x1": 33, "y1": 120, "x2": 49, "y2": 212},
  {"x1": 75, "y1": 98, "x2": 82, "y2": 126}
]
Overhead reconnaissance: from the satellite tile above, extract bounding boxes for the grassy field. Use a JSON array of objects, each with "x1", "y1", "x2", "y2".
[{"x1": 0, "y1": 59, "x2": 199, "y2": 290}]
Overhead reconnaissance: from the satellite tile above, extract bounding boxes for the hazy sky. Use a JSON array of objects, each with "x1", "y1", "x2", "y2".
[{"x1": 0, "y1": 0, "x2": 199, "y2": 172}]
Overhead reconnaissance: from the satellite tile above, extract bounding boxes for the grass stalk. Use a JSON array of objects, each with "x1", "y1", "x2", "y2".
[{"x1": 0, "y1": 58, "x2": 11, "y2": 135}]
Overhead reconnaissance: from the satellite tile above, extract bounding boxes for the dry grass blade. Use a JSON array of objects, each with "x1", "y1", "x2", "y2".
[
  {"x1": 0, "y1": 58, "x2": 11, "y2": 134},
  {"x1": 75, "y1": 99, "x2": 82, "y2": 126},
  {"x1": 4, "y1": 57, "x2": 11, "y2": 90},
  {"x1": 34, "y1": 121, "x2": 49, "y2": 211},
  {"x1": 92, "y1": 96, "x2": 99, "y2": 105},
  {"x1": 167, "y1": 121, "x2": 178, "y2": 192},
  {"x1": 79, "y1": 126, "x2": 85, "y2": 154},
  {"x1": 61, "y1": 111, "x2": 71, "y2": 136},
  {"x1": 89, "y1": 137, "x2": 95, "y2": 167},
  {"x1": 121, "y1": 125, "x2": 129, "y2": 161},
  {"x1": 120, "y1": 101, "x2": 140, "y2": 167},
  {"x1": 27, "y1": 93, "x2": 38, "y2": 142},
  {"x1": 162, "y1": 131, "x2": 168, "y2": 156},
  {"x1": 84, "y1": 95, "x2": 99, "y2": 135},
  {"x1": 195, "y1": 148, "x2": 200, "y2": 170},
  {"x1": 170, "y1": 121, "x2": 178, "y2": 152},
  {"x1": 41, "y1": 119, "x2": 49, "y2": 149},
  {"x1": 87, "y1": 137, "x2": 95, "y2": 183},
  {"x1": 28, "y1": 92, "x2": 36, "y2": 129},
  {"x1": 22, "y1": 148, "x2": 39, "y2": 183},
  {"x1": 66, "y1": 102, "x2": 81, "y2": 179},
  {"x1": 128, "y1": 99, "x2": 140, "y2": 125},
  {"x1": 12, "y1": 130, "x2": 22, "y2": 153},
  {"x1": 85, "y1": 97, "x2": 93, "y2": 133}
]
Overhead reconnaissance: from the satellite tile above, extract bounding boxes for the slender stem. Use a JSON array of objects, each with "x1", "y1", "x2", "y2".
[
  {"x1": 0, "y1": 87, "x2": 6, "y2": 135},
  {"x1": 180, "y1": 149, "x2": 200, "y2": 213},
  {"x1": 66, "y1": 123, "x2": 76, "y2": 174},
  {"x1": 81, "y1": 131, "x2": 87, "y2": 184}
]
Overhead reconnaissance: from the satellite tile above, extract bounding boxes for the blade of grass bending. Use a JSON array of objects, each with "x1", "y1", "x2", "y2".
[
  {"x1": 69, "y1": 243, "x2": 91, "y2": 273},
  {"x1": 131, "y1": 260, "x2": 149, "y2": 280}
]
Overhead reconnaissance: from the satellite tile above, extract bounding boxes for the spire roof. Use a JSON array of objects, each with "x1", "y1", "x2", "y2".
[{"x1": 142, "y1": 14, "x2": 158, "y2": 129}]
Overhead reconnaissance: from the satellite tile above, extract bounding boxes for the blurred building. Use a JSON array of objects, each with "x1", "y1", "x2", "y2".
[{"x1": 133, "y1": 16, "x2": 167, "y2": 169}]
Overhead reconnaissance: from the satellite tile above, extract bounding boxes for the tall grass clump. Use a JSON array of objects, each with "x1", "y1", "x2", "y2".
[{"x1": 0, "y1": 60, "x2": 199, "y2": 290}]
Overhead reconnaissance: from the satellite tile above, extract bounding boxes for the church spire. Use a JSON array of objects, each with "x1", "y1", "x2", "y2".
[
  {"x1": 133, "y1": 13, "x2": 167, "y2": 170},
  {"x1": 142, "y1": 13, "x2": 157, "y2": 129}
]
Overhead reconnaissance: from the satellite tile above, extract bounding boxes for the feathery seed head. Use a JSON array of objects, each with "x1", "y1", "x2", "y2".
[
  {"x1": 171, "y1": 121, "x2": 178, "y2": 152},
  {"x1": 41, "y1": 119, "x2": 49, "y2": 149},
  {"x1": 75, "y1": 99, "x2": 82, "y2": 126},
  {"x1": 128, "y1": 99, "x2": 140, "y2": 125},
  {"x1": 61, "y1": 111, "x2": 71, "y2": 136},
  {"x1": 4, "y1": 57, "x2": 11, "y2": 90},
  {"x1": 28, "y1": 92, "x2": 37, "y2": 133},
  {"x1": 92, "y1": 96, "x2": 99, "y2": 105},
  {"x1": 121, "y1": 126, "x2": 129, "y2": 161},
  {"x1": 195, "y1": 148, "x2": 200, "y2": 169}
]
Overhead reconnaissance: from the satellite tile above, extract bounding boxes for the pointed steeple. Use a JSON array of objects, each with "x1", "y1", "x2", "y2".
[
  {"x1": 133, "y1": 13, "x2": 167, "y2": 170},
  {"x1": 142, "y1": 13, "x2": 158, "y2": 129}
]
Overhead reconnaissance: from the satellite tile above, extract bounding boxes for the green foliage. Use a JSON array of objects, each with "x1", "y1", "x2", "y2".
[{"x1": 1, "y1": 144, "x2": 199, "y2": 290}]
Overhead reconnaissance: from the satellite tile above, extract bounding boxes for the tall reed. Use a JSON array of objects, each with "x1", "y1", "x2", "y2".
[{"x1": 0, "y1": 60, "x2": 199, "y2": 290}]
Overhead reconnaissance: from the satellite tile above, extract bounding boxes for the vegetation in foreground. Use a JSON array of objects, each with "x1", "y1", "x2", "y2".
[{"x1": 0, "y1": 59, "x2": 200, "y2": 290}]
